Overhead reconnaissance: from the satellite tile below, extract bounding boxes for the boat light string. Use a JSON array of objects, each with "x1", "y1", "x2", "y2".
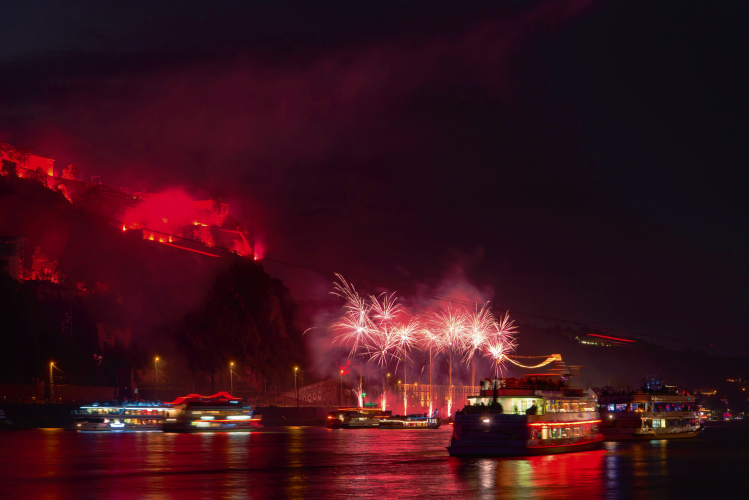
[{"x1": 500, "y1": 355, "x2": 556, "y2": 369}]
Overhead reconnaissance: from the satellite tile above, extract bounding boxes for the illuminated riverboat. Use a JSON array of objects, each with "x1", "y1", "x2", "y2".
[
  {"x1": 378, "y1": 411, "x2": 441, "y2": 429},
  {"x1": 67, "y1": 400, "x2": 173, "y2": 432},
  {"x1": 162, "y1": 392, "x2": 261, "y2": 432},
  {"x1": 327, "y1": 407, "x2": 392, "y2": 428},
  {"x1": 447, "y1": 376, "x2": 604, "y2": 456},
  {"x1": 598, "y1": 376, "x2": 701, "y2": 440}
]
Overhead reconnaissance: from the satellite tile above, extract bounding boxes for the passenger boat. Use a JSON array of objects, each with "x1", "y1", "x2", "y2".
[
  {"x1": 447, "y1": 376, "x2": 604, "y2": 456},
  {"x1": 378, "y1": 411, "x2": 441, "y2": 429},
  {"x1": 327, "y1": 407, "x2": 392, "y2": 428},
  {"x1": 162, "y1": 392, "x2": 261, "y2": 432},
  {"x1": 598, "y1": 376, "x2": 702, "y2": 440},
  {"x1": 67, "y1": 400, "x2": 173, "y2": 432}
]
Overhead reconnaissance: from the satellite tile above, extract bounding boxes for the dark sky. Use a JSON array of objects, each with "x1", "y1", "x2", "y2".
[{"x1": 2, "y1": 0, "x2": 747, "y2": 351}]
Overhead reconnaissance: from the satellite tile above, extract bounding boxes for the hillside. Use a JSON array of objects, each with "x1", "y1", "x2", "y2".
[
  {"x1": 511, "y1": 324, "x2": 749, "y2": 393},
  {"x1": 0, "y1": 174, "x2": 303, "y2": 395}
]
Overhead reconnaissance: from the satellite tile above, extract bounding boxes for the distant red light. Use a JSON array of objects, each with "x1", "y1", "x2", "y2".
[{"x1": 587, "y1": 333, "x2": 635, "y2": 343}]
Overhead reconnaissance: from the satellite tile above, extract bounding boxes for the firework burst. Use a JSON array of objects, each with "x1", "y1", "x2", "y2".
[
  {"x1": 429, "y1": 305, "x2": 467, "y2": 351},
  {"x1": 394, "y1": 317, "x2": 420, "y2": 363},
  {"x1": 364, "y1": 324, "x2": 398, "y2": 366},
  {"x1": 459, "y1": 303, "x2": 495, "y2": 365},
  {"x1": 330, "y1": 275, "x2": 375, "y2": 357},
  {"x1": 330, "y1": 307, "x2": 373, "y2": 358},
  {"x1": 482, "y1": 311, "x2": 518, "y2": 376},
  {"x1": 330, "y1": 274, "x2": 520, "y2": 415},
  {"x1": 369, "y1": 291, "x2": 402, "y2": 324}
]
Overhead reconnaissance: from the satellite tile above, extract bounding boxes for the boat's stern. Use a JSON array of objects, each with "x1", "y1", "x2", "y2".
[{"x1": 447, "y1": 410, "x2": 603, "y2": 456}]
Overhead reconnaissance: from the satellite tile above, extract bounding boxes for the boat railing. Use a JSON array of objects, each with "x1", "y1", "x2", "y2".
[
  {"x1": 529, "y1": 434, "x2": 600, "y2": 447},
  {"x1": 635, "y1": 427, "x2": 694, "y2": 435},
  {"x1": 72, "y1": 409, "x2": 123, "y2": 415}
]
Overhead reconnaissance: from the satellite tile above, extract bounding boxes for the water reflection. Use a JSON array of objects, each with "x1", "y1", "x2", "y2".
[
  {"x1": 0, "y1": 428, "x2": 747, "y2": 499},
  {"x1": 448, "y1": 449, "x2": 607, "y2": 499},
  {"x1": 478, "y1": 459, "x2": 496, "y2": 489}
]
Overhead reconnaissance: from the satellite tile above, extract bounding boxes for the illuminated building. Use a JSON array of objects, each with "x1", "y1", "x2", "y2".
[
  {"x1": 0, "y1": 145, "x2": 54, "y2": 177},
  {"x1": 24, "y1": 152, "x2": 55, "y2": 177}
]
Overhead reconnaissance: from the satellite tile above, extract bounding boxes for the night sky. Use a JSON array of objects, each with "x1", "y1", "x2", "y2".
[{"x1": 2, "y1": 0, "x2": 747, "y2": 351}]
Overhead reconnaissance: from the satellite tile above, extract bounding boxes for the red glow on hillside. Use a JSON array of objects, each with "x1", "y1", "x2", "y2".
[
  {"x1": 28, "y1": 247, "x2": 62, "y2": 283},
  {"x1": 3, "y1": 141, "x2": 257, "y2": 259},
  {"x1": 62, "y1": 164, "x2": 80, "y2": 180},
  {"x1": 253, "y1": 241, "x2": 264, "y2": 260},
  {"x1": 124, "y1": 189, "x2": 199, "y2": 232},
  {"x1": 123, "y1": 189, "x2": 254, "y2": 257}
]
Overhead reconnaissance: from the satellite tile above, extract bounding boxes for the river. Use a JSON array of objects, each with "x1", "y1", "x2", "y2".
[{"x1": 0, "y1": 426, "x2": 745, "y2": 499}]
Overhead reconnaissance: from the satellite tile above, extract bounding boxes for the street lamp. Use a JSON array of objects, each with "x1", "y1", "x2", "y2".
[
  {"x1": 294, "y1": 367, "x2": 299, "y2": 409},
  {"x1": 155, "y1": 357, "x2": 159, "y2": 400},
  {"x1": 230, "y1": 362, "x2": 234, "y2": 395},
  {"x1": 49, "y1": 362, "x2": 54, "y2": 402},
  {"x1": 340, "y1": 369, "x2": 344, "y2": 406}
]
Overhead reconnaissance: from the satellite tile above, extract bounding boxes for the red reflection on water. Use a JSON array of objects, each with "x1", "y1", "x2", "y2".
[
  {"x1": 0, "y1": 428, "x2": 644, "y2": 499},
  {"x1": 446, "y1": 448, "x2": 607, "y2": 499}
]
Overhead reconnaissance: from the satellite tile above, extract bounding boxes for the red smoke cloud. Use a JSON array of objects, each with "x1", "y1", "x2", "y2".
[
  {"x1": 5, "y1": 0, "x2": 595, "y2": 260},
  {"x1": 123, "y1": 188, "x2": 199, "y2": 232}
]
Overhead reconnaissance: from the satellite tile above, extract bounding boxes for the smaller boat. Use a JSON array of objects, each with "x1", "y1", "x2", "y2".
[
  {"x1": 598, "y1": 376, "x2": 702, "y2": 440},
  {"x1": 68, "y1": 400, "x2": 173, "y2": 432},
  {"x1": 327, "y1": 407, "x2": 392, "y2": 428},
  {"x1": 163, "y1": 392, "x2": 261, "y2": 432},
  {"x1": 378, "y1": 411, "x2": 441, "y2": 429}
]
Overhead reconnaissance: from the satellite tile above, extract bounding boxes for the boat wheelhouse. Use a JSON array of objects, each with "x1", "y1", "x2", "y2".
[
  {"x1": 447, "y1": 375, "x2": 604, "y2": 456},
  {"x1": 378, "y1": 411, "x2": 441, "y2": 430},
  {"x1": 327, "y1": 407, "x2": 392, "y2": 429},
  {"x1": 598, "y1": 376, "x2": 701, "y2": 440},
  {"x1": 67, "y1": 400, "x2": 173, "y2": 432},
  {"x1": 162, "y1": 392, "x2": 261, "y2": 432}
]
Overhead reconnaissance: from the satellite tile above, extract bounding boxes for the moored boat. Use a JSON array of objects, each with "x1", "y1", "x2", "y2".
[
  {"x1": 67, "y1": 400, "x2": 173, "y2": 432},
  {"x1": 378, "y1": 411, "x2": 441, "y2": 429},
  {"x1": 447, "y1": 375, "x2": 604, "y2": 456},
  {"x1": 162, "y1": 392, "x2": 261, "y2": 432},
  {"x1": 327, "y1": 407, "x2": 391, "y2": 428},
  {"x1": 598, "y1": 376, "x2": 702, "y2": 440}
]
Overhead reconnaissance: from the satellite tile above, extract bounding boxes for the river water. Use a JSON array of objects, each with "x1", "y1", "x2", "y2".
[{"x1": 0, "y1": 426, "x2": 745, "y2": 499}]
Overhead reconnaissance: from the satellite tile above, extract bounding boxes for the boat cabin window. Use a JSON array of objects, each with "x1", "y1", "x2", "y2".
[
  {"x1": 545, "y1": 400, "x2": 583, "y2": 413},
  {"x1": 498, "y1": 398, "x2": 543, "y2": 414}
]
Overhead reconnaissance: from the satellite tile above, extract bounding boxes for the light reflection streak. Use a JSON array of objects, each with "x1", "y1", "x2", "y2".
[{"x1": 478, "y1": 459, "x2": 497, "y2": 489}]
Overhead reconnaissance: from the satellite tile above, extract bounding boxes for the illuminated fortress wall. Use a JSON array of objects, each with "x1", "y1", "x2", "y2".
[{"x1": 25, "y1": 153, "x2": 55, "y2": 177}]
